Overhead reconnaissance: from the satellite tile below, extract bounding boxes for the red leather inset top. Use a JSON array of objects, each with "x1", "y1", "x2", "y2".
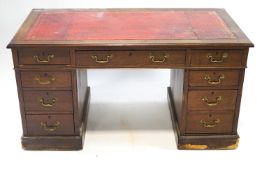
[{"x1": 26, "y1": 11, "x2": 235, "y2": 40}]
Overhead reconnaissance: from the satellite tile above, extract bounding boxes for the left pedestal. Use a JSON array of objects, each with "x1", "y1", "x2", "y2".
[{"x1": 12, "y1": 48, "x2": 89, "y2": 150}]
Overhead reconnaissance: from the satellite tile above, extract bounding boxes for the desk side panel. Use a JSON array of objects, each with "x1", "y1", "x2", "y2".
[
  {"x1": 170, "y1": 69, "x2": 187, "y2": 134},
  {"x1": 12, "y1": 48, "x2": 28, "y2": 135},
  {"x1": 75, "y1": 69, "x2": 88, "y2": 134}
]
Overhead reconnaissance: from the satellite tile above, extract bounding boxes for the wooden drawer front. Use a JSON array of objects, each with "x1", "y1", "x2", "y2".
[
  {"x1": 186, "y1": 112, "x2": 234, "y2": 134},
  {"x1": 23, "y1": 91, "x2": 73, "y2": 112},
  {"x1": 21, "y1": 71, "x2": 72, "y2": 88},
  {"x1": 26, "y1": 114, "x2": 74, "y2": 136},
  {"x1": 188, "y1": 90, "x2": 237, "y2": 111},
  {"x1": 190, "y1": 50, "x2": 244, "y2": 67},
  {"x1": 75, "y1": 50, "x2": 186, "y2": 67},
  {"x1": 18, "y1": 48, "x2": 71, "y2": 65},
  {"x1": 189, "y1": 70, "x2": 240, "y2": 87}
]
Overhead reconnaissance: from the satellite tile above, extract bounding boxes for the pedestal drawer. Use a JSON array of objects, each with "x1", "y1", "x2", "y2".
[
  {"x1": 26, "y1": 114, "x2": 74, "y2": 136},
  {"x1": 23, "y1": 90, "x2": 73, "y2": 112},
  {"x1": 186, "y1": 112, "x2": 234, "y2": 134},
  {"x1": 21, "y1": 71, "x2": 72, "y2": 88},
  {"x1": 190, "y1": 50, "x2": 244, "y2": 67},
  {"x1": 75, "y1": 50, "x2": 185, "y2": 67},
  {"x1": 18, "y1": 48, "x2": 71, "y2": 65},
  {"x1": 189, "y1": 70, "x2": 240, "y2": 87},
  {"x1": 188, "y1": 90, "x2": 237, "y2": 111}
]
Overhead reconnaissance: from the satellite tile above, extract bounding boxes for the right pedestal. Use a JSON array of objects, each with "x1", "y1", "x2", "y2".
[{"x1": 168, "y1": 67, "x2": 244, "y2": 150}]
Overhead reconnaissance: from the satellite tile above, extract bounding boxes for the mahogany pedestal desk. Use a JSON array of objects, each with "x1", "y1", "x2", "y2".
[{"x1": 7, "y1": 9, "x2": 253, "y2": 150}]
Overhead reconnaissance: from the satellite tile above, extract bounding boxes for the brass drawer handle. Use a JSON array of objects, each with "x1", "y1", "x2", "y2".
[
  {"x1": 91, "y1": 55, "x2": 112, "y2": 64},
  {"x1": 202, "y1": 96, "x2": 222, "y2": 106},
  {"x1": 34, "y1": 74, "x2": 56, "y2": 85},
  {"x1": 39, "y1": 98, "x2": 56, "y2": 107},
  {"x1": 207, "y1": 53, "x2": 228, "y2": 63},
  {"x1": 200, "y1": 119, "x2": 220, "y2": 128},
  {"x1": 40, "y1": 121, "x2": 60, "y2": 131},
  {"x1": 34, "y1": 54, "x2": 54, "y2": 63},
  {"x1": 204, "y1": 74, "x2": 225, "y2": 85},
  {"x1": 149, "y1": 53, "x2": 168, "y2": 63}
]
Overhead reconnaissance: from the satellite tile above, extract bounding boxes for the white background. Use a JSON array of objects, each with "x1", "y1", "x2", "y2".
[{"x1": 0, "y1": 1, "x2": 261, "y2": 175}]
